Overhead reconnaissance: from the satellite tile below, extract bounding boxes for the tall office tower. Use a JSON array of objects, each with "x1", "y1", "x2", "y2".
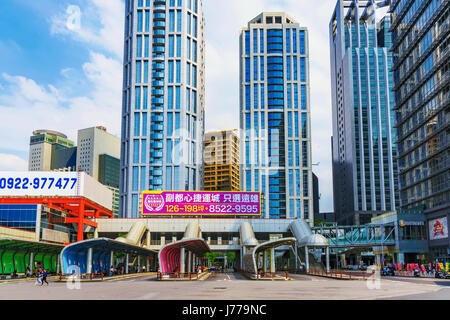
[
  {"x1": 120, "y1": 0, "x2": 206, "y2": 218},
  {"x1": 390, "y1": 0, "x2": 449, "y2": 252},
  {"x1": 240, "y1": 13, "x2": 313, "y2": 222},
  {"x1": 29, "y1": 130, "x2": 75, "y2": 171},
  {"x1": 77, "y1": 126, "x2": 121, "y2": 217},
  {"x1": 329, "y1": 0, "x2": 398, "y2": 225},
  {"x1": 204, "y1": 129, "x2": 240, "y2": 191}
]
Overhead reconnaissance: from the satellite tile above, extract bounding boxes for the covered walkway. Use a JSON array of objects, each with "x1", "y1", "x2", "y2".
[
  {"x1": 61, "y1": 238, "x2": 157, "y2": 275},
  {"x1": 243, "y1": 237, "x2": 297, "y2": 277},
  {"x1": 158, "y1": 222, "x2": 210, "y2": 276},
  {"x1": 0, "y1": 238, "x2": 63, "y2": 275}
]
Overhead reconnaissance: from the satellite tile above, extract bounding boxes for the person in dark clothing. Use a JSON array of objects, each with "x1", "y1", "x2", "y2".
[{"x1": 41, "y1": 270, "x2": 49, "y2": 286}]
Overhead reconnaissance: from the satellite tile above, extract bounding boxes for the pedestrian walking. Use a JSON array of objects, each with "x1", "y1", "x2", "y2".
[
  {"x1": 110, "y1": 266, "x2": 114, "y2": 277},
  {"x1": 34, "y1": 270, "x2": 41, "y2": 286},
  {"x1": 41, "y1": 270, "x2": 49, "y2": 286}
]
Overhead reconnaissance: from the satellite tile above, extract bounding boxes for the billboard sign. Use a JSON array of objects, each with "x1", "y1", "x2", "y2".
[
  {"x1": 0, "y1": 172, "x2": 80, "y2": 197},
  {"x1": 429, "y1": 217, "x2": 448, "y2": 241},
  {"x1": 0, "y1": 172, "x2": 112, "y2": 210},
  {"x1": 142, "y1": 191, "x2": 261, "y2": 216}
]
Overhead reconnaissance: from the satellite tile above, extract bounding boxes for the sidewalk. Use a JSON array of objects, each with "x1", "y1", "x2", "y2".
[{"x1": 58, "y1": 272, "x2": 159, "y2": 282}]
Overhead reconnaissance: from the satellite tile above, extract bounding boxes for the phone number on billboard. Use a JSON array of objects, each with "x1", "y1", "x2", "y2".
[
  {"x1": 165, "y1": 204, "x2": 259, "y2": 214},
  {"x1": 0, "y1": 177, "x2": 78, "y2": 190}
]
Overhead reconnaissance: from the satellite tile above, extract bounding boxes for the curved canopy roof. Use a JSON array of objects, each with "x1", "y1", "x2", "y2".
[
  {"x1": 62, "y1": 238, "x2": 157, "y2": 257},
  {"x1": 158, "y1": 238, "x2": 210, "y2": 274}
]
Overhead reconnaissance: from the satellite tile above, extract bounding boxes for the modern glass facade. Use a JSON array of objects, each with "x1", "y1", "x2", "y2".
[
  {"x1": 330, "y1": 0, "x2": 398, "y2": 225},
  {"x1": 390, "y1": 0, "x2": 449, "y2": 212},
  {"x1": 240, "y1": 13, "x2": 313, "y2": 221},
  {"x1": 120, "y1": 0, "x2": 205, "y2": 218}
]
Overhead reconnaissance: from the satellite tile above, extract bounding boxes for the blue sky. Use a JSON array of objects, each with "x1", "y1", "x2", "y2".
[{"x1": 0, "y1": 0, "x2": 388, "y2": 213}]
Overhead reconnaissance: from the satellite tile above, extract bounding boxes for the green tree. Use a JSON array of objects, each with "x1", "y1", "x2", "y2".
[
  {"x1": 205, "y1": 252, "x2": 218, "y2": 265},
  {"x1": 225, "y1": 252, "x2": 235, "y2": 263}
]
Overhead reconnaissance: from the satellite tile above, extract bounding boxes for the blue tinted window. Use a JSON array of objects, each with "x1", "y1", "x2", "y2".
[
  {"x1": 169, "y1": 36, "x2": 174, "y2": 57},
  {"x1": 136, "y1": 61, "x2": 141, "y2": 83},
  {"x1": 176, "y1": 87, "x2": 181, "y2": 109},
  {"x1": 167, "y1": 113, "x2": 173, "y2": 136},
  {"x1": 135, "y1": 87, "x2": 141, "y2": 110},
  {"x1": 168, "y1": 61, "x2": 174, "y2": 83},
  {"x1": 136, "y1": 36, "x2": 142, "y2": 57},
  {"x1": 253, "y1": 56, "x2": 258, "y2": 81},
  {"x1": 137, "y1": 11, "x2": 143, "y2": 32},
  {"x1": 254, "y1": 85, "x2": 258, "y2": 109},
  {"x1": 286, "y1": 29, "x2": 291, "y2": 53},
  {"x1": 142, "y1": 113, "x2": 147, "y2": 136},
  {"x1": 293, "y1": 28, "x2": 297, "y2": 53},
  {"x1": 177, "y1": 11, "x2": 182, "y2": 32},
  {"x1": 300, "y1": 58, "x2": 306, "y2": 82},
  {"x1": 134, "y1": 113, "x2": 140, "y2": 136},
  {"x1": 245, "y1": 58, "x2": 250, "y2": 82},
  {"x1": 141, "y1": 140, "x2": 147, "y2": 163},
  {"x1": 168, "y1": 86, "x2": 174, "y2": 109},
  {"x1": 133, "y1": 141, "x2": 139, "y2": 164},
  {"x1": 143, "y1": 87, "x2": 148, "y2": 109},
  {"x1": 166, "y1": 167, "x2": 172, "y2": 189},
  {"x1": 169, "y1": 10, "x2": 175, "y2": 32},
  {"x1": 253, "y1": 29, "x2": 258, "y2": 53},
  {"x1": 299, "y1": 31, "x2": 305, "y2": 55},
  {"x1": 301, "y1": 85, "x2": 307, "y2": 110},
  {"x1": 260, "y1": 29, "x2": 264, "y2": 53},
  {"x1": 245, "y1": 85, "x2": 251, "y2": 111},
  {"x1": 245, "y1": 31, "x2": 250, "y2": 55},
  {"x1": 167, "y1": 139, "x2": 173, "y2": 163}
]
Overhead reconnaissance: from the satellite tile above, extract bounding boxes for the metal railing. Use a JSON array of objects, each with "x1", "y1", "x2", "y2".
[
  {"x1": 254, "y1": 271, "x2": 290, "y2": 280},
  {"x1": 157, "y1": 272, "x2": 203, "y2": 280},
  {"x1": 308, "y1": 268, "x2": 376, "y2": 280},
  {"x1": 59, "y1": 272, "x2": 104, "y2": 281}
]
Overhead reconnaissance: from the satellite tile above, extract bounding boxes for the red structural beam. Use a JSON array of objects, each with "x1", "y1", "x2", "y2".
[{"x1": 0, "y1": 197, "x2": 112, "y2": 242}]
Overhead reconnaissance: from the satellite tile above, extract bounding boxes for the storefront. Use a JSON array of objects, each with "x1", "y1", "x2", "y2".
[
  {"x1": 426, "y1": 204, "x2": 450, "y2": 264},
  {"x1": 371, "y1": 209, "x2": 428, "y2": 264}
]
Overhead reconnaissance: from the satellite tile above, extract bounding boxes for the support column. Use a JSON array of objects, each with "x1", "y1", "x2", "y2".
[
  {"x1": 295, "y1": 242, "x2": 298, "y2": 269},
  {"x1": 110, "y1": 251, "x2": 114, "y2": 271},
  {"x1": 192, "y1": 254, "x2": 196, "y2": 271},
  {"x1": 94, "y1": 228, "x2": 99, "y2": 239},
  {"x1": 263, "y1": 250, "x2": 268, "y2": 272},
  {"x1": 326, "y1": 247, "x2": 330, "y2": 273},
  {"x1": 270, "y1": 247, "x2": 275, "y2": 273},
  {"x1": 146, "y1": 230, "x2": 151, "y2": 248},
  {"x1": 138, "y1": 256, "x2": 141, "y2": 272},
  {"x1": 56, "y1": 254, "x2": 61, "y2": 274},
  {"x1": 146, "y1": 256, "x2": 150, "y2": 272},
  {"x1": 305, "y1": 246, "x2": 309, "y2": 273},
  {"x1": 86, "y1": 248, "x2": 93, "y2": 274},
  {"x1": 240, "y1": 247, "x2": 243, "y2": 270},
  {"x1": 29, "y1": 252, "x2": 34, "y2": 271},
  {"x1": 76, "y1": 199, "x2": 86, "y2": 242},
  {"x1": 180, "y1": 248, "x2": 186, "y2": 273},
  {"x1": 125, "y1": 254, "x2": 129, "y2": 274},
  {"x1": 187, "y1": 251, "x2": 192, "y2": 273}
]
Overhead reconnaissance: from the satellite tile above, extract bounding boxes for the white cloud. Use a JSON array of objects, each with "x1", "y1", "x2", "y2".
[
  {"x1": 50, "y1": 0, "x2": 125, "y2": 58},
  {"x1": 0, "y1": 154, "x2": 28, "y2": 171},
  {"x1": 0, "y1": 51, "x2": 122, "y2": 153}
]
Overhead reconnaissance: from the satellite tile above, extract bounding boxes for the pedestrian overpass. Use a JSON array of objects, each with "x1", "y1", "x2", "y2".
[{"x1": 311, "y1": 225, "x2": 396, "y2": 248}]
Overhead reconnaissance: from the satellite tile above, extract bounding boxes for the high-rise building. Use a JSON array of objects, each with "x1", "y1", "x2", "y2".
[
  {"x1": 329, "y1": 0, "x2": 398, "y2": 225},
  {"x1": 77, "y1": 126, "x2": 121, "y2": 217},
  {"x1": 120, "y1": 0, "x2": 206, "y2": 218},
  {"x1": 28, "y1": 130, "x2": 75, "y2": 171},
  {"x1": 389, "y1": 0, "x2": 449, "y2": 259},
  {"x1": 204, "y1": 129, "x2": 240, "y2": 191},
  {"x1": 240, "y1": 13, "x2": 313, "y2": 222}
]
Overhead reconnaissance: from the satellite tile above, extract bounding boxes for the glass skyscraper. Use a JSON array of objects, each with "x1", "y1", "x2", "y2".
[
  {"x1": 390, "y1": 0, "x2": 449, "y2": 258},
  {"x1": 240, "y1": 13, "x2": 313, "y2": 222},
  {"x1": 330, "y1": 0, "x2": 398, "y2": 225},
  {"x1": 120, "y1": 0, "x2": 205, "y2": 218}
]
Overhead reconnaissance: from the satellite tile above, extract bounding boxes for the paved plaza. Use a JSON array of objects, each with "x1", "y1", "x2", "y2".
[{"x1": 0, "y1": 272, "x2": 449, "y2": 300}]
